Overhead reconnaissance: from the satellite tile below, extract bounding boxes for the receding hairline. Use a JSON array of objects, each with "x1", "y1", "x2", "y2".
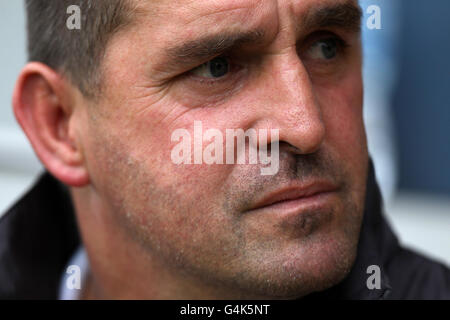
[{"x1": 25, "y1": 0, "x2": 145, "y2": 99}]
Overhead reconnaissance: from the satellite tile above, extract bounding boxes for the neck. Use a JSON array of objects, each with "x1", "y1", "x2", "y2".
[{"x1": 70, "y1": 186, "x2": 263, "y2": 300}]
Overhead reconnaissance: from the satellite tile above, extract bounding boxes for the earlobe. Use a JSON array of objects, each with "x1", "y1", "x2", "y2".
[{"x1": 12, "y1": 62, "x2": 90, "y2": 187}]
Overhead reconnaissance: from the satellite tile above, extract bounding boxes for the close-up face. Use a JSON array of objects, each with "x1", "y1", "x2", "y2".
[{"x1": 74, "y1": 0, "x2": 368, "y2": 298}]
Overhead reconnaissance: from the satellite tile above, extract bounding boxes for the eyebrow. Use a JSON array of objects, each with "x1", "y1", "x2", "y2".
[
  {"x1": 162, "y1": 1, "x2": 361, "y2": 69},
  {"x1": 303, "y1": 2, "x2": 363, "y2": 33},
  {"x1": 166, "y1": 30, "x2": 266, "y2": 67}
]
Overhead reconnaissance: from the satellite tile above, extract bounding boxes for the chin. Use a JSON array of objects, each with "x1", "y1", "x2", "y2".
[{"x1": 230, "y1": 228, "x2": 359, "y2": 300}]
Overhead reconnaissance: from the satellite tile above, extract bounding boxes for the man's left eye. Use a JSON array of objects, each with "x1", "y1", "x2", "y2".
[
  {"x1": 306, "y1": 38, "x2": 339, "y2": 61},
  {"x1": 190, "y1": 57, "x2": 230, "y2": 79}
]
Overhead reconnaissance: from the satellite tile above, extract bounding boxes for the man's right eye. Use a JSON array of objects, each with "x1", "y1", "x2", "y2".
[{"x1": 190, "y1": 57, "x2": 231, "y2": 79}]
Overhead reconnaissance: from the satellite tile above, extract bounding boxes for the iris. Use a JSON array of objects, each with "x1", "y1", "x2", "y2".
[
  {"x1": 316, "y1": 39, "x2": 338, "y2": 60},
  {"x1": 207, "y1": 57, "x2": 229, "y2": 78}
]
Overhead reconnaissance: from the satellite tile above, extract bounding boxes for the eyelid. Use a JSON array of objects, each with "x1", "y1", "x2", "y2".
[
  {"x1": 298, "y1": 31, "x2": 349, "y2": 61},
  {"x1": 300, "y1": 31, "x2": 349, "y2": 50},
  {"x1": 185, "y1": 55, "x2": 242, "y2": 82},
  {"x1": 190, "y1": 56, "x2": 230, "y2": 77},
  {"x1": 178, "y1": 62, "x2": 248, "y2": 101},
  {"x1": 184, "y1": 49, "x2": 234, "y2": 73}
]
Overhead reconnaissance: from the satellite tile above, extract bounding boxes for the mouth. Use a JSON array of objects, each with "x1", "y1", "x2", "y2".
[{"x1": 248, "y1": 181, "x2": 339, "y2": 213}]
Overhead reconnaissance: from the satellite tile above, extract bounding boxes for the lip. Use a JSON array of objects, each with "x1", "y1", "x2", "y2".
[{"x1": 249, "y1": 181, "x2": 339, "y2": 212}]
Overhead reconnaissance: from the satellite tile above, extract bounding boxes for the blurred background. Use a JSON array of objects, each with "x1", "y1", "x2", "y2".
[{"x1": 0, "y1": 1, "x2": 448, "y2": 265}]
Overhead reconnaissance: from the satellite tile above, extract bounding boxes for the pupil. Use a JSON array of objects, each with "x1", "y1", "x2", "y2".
[
  {"x1": 209, "y1": 57, "x2": 229, "y2": 78},
  {"x1": 321, "y1": 40, "x2": 337, "y2": 59}
]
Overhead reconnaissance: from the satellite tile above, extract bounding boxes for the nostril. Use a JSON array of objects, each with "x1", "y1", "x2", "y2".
[
  {"x1": 279, "y1": 141, "x2": 303, "y2": 155},
  {"x1": 283, "y1": 119, "x2": 326, "y2": 155}
]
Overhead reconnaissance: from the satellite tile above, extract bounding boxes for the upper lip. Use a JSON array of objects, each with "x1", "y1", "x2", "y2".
[{"x1": 249, "y1": 181, "x2": 338, "y2": 210}]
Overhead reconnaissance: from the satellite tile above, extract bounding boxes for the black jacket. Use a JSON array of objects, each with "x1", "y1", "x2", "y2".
[{"x1": 0, "y1": 163, "x2": 449, "y2": 299}]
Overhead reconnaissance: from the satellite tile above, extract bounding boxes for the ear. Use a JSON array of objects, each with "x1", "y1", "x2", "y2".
[{"x1": 12, "y1": 62, "x2": 90, "y2": 187}]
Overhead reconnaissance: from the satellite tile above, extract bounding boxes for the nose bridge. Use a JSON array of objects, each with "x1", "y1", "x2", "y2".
[
  {"x1": 276, "y1": 51, "x2": 318, "y2": 123},
  {"x1": 256, "y1": 49, "x2": 326, "y2": 153}
]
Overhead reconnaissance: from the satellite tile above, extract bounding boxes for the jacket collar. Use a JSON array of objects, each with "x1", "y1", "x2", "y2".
[{"x1": 0, "y1": 173, "x2": 80, "y2": 299}]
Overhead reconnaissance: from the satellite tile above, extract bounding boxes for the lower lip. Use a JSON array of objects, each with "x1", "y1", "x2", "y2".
[{"x1": 250, "y1": 191, "x2": 338, "y2": 215}]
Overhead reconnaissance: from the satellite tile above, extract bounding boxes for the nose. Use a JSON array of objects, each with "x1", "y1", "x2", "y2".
[{"x1": 253, "y1": 49, "x2": 326, "y2": 154}]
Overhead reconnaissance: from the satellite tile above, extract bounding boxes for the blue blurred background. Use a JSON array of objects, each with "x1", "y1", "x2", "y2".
[
  {"x1": 392, "y1": 0, "x2": 450, "y2": 195},
  {"x1": 359, "y1": 0, "x2": 450, "y2": 266},
  {"x1": 0, "y1": 1, "x2": 449, "y2": 264}
]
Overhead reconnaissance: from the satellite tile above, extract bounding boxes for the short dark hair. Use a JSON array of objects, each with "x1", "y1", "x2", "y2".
[{"x1": 25, "y1": 0, "x2": 136, "y2": 98}]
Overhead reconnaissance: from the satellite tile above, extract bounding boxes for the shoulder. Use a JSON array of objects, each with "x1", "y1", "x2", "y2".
[
  {"x1": 385, "y1": 245, "x2": 450, "y2": 299},
  {"x1": 0, "y1": 172, "x2": 80, "y2": 299}
]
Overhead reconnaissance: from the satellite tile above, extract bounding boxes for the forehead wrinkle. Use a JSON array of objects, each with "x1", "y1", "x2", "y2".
[
  {"x1": 134, "y1": 0, "x2": 263, "y2": 25},
  {"x1": 129, "y1": 0, "x2": 276, "y2": 74}
]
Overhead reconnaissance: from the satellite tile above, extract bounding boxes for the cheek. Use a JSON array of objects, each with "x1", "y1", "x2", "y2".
[
  {"x1": 87, "y1": 117, "x2": 241, "y2": 262},
  {"x1": 319, "y1": 69, "x2": 366, "y2": 161},
  {"x1": 89, "y1": 98, "x2": 234, "y2": 215},
  {"x1": 316, "y1": 71, "x2": 368, "y2": 201}
]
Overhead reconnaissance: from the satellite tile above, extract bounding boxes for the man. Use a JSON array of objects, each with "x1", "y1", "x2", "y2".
[{"x1": 0, "y1": 0, "x2": 449, "y2": 299}]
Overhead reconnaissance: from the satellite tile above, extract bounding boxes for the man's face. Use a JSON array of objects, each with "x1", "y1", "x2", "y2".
[{"x1": 79, "y1": 0, "x2": 368, "y2": 298}]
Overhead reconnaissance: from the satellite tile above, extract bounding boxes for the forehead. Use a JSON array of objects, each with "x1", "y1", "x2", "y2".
[
  {"x1": 131, "y1": 0, "x2": 359, "y2": 39},
  {"x1": 131, "y1": 0, "x2": 274, "y2": 44}
]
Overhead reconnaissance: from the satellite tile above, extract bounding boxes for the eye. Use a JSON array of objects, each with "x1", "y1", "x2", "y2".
[
  {"x1": 190, "y1": 57, "x2": 230, "y2": 79},
  {"x1": 306, "y1": 38, "x2": 339, "y2": 61}
]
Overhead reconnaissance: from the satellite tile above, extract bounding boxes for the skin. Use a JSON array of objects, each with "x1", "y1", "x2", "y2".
[{"x1": 13, "y1": 0, "x2": 368, "y2": 299}]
